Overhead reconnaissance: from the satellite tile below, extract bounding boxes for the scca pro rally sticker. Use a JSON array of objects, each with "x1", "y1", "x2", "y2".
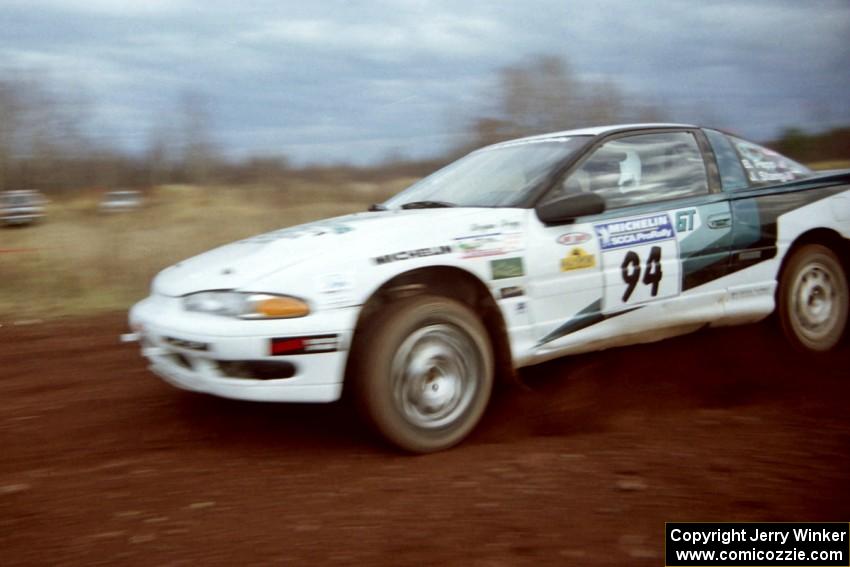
[
  {"x1": 595, "y1": 214, "x2": 674, "y2": 250},
  {"x1": 595, "y1": 213, "x2": 680, "y2": 312}
]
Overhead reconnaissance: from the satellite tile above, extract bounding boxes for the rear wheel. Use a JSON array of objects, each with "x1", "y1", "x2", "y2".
[
  {"x1": 778, "y1": 244, "x2": 848, "y2": 352},
  {"x1": 352, "y1": 295, "x2": 494, "y2": 453}
]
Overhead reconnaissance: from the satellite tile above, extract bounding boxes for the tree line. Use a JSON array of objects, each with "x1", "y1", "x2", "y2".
[
  {"x1": 768, "y1": 127, "x2": 850, "y2": 166},
  {"x1": 0, "y1": 57, "x2": 846, "y2": 196}
]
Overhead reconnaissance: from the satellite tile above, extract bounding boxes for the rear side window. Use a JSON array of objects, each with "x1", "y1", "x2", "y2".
[
  {"x1": 704, "y1": 129, "x2": 749, "y2": 191},
  {"x1": 729, "y1": 135, "x2": 811, "y2": 187}
]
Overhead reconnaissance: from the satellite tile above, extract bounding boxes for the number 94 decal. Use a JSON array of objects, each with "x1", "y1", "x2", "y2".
[
  {"x1": 601, "y1": 240, "x2": 680, "y2": 311},
  {"x1": 621, "y1": 246, "x2": 663, "y2": 302}
]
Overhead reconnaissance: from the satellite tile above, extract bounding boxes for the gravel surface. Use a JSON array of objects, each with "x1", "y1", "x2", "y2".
[{"x1": 1, "y1": 313, "x2": 848, "y2": 565}]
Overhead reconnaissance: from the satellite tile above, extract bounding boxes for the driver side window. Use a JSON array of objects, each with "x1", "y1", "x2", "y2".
[{"x1": 559, "y1": 132, "x2": 709, "y2": 209}]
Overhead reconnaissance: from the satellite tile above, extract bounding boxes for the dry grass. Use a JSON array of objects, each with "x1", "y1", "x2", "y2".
[
  {"x1": 4, "y1": 160, "x2": 845, "y2": 321},
  {"x1": 809, "y1": 160, "x2": 850, "y2": 171},
  {"x1": 0, "y1": 179, "x2": 411, "y2": 319}
]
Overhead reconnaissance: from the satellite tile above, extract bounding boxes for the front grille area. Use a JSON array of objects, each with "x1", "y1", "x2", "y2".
[
  {"x1": 170, "y1": 353, "x2": 192, "y2": 369},
  {"x1": 145, "y1": 333, "x2": 299, "y2": 381},
  {"x1": 163, "y1": 336, "x2": 209, "y2": 351},
  {"x1": 217, "y1": 361, "x2": 297, "y2": 380}
]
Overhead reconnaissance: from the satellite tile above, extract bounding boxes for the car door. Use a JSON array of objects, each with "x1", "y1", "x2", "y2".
[
  {"x1": 702, "y1": 128, "x2": 828, "y2": 321},
  {"x1": 704, "y1": 129, "x2": 813, "y2": 277},
  {"x1": 526, "y1": 129, "x2": 734, "y2": 357}
]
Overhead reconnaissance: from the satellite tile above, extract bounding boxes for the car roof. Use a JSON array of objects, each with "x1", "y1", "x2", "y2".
[{"x1": 491, "y1": 123, "x2": 698, "y2": 147}]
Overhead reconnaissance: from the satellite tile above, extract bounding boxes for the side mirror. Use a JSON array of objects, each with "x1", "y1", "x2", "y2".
[{"x1": 535, "y1": 192, "x2": 605, "y2": 224}]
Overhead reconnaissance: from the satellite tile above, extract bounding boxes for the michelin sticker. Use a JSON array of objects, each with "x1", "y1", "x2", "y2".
[
  {"x1": 595, "y1": 213, "x2": 680, "y2": 312},
  {"x1": 595, "y1": 214, "x2": 674, "y2": 250},
  {"x1": 374, "y1": 246, "x2": 452, "y2": 265}
]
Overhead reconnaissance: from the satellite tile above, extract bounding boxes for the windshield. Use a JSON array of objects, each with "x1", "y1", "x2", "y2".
[{"x1": 383, "y1": 136, "x2": 588, "y2": 209}]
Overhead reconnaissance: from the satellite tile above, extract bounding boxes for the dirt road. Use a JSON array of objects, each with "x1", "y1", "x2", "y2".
[{"x1": 1, "y1": 313, "x2": 848, "y2": 565}]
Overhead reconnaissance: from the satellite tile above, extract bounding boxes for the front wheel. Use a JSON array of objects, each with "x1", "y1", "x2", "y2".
[
  {"x1": 351, "y1": 295, "x2": 494, "y2": 453},
  {"x1": 777, "y1": 244, "x2": 849, "y2": 352}
]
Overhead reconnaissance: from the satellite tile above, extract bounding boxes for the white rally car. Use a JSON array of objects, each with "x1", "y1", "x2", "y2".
[{"x1": 128, "y1": 124, "x2": 850, "y2": 452}]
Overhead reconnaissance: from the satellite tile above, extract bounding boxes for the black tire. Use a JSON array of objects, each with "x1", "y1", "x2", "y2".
[
  {"x1": 351, "y1": 295, "x2": 494, "y2": 453},
  {"x1": 777, "y1": 244, "x2": 849, "y2": 352}
]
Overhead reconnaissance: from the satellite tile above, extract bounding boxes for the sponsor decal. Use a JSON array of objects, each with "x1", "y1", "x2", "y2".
[
  {"x1": 490, "y1": 257, "x2": 524, "y2": 280},
  {"x1": 374, "y1": 245, "x2": 452, "y2": 265},
  {"x1": 594, "y1": 213, "x2": 675, "y2": 250},
  {"x1": 499, "y1": 285, "x2": 525, "y2": 299},
  {"x1": 730, "y1": 285, "x2": 771, "y2": 299},
  {"x1": 317, "y1": 273, "x2": 355, "y2": 306},
  {"x1": 318, "y1": 273, "x2": 353, "y2": 294},
  {"x1": 270, "y1": 334, "x2": 339, "y2": 356},
  {"x1": 560, "y1": 247, "x2": 596, "y2": 272},
  {"x1": 675, "y1": 209, "x2": 697, "y2": 233},
  {"x1": 515, "y1": 301, "x2": 527, "y2": 315},
  {"x1": 556, "y1": 231, "x2": 592, "y2": 246},
  {"x1": 454, "y1": 230, "x2": 523, "y2": 259},
  {"x1": 456, "y1": 233, "x2": 500, "y2": 256}
]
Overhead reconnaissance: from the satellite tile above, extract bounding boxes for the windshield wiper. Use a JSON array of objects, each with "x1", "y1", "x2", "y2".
[
  {"x1": 368, "y1": 203, "x2": 388, "y2": 211},
  {"x1": 400, "y1": 200, "x2": 456, "y2": 209}
]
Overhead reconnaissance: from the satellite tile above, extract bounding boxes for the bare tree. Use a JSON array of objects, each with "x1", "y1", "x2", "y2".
[
  {"x1": 145, "y1": 120, "x2": 172, "y2": 187},
  {"x1": 498, "y1": 55, "x2": 583, "y2": 138},
  {"x1": 462, "y1": 55, "x2": 668, "y2": 150},
  {"x1": 583, "y1": 78, "x2": 625, "y2": 126},
  {"x1": 0, "y1": 79, "x2": 21, "y2": 191},
  {"x1": 179, "y1": 91, "x2": 217, "y2": 184},
  {"x1": 0, "y1": 71, "x2": 98, "y2": 193}
]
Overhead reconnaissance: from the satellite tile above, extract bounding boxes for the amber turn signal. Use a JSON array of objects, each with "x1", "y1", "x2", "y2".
[{"x1": 255, "y1": 297, "x2": 310, "y2": 318}]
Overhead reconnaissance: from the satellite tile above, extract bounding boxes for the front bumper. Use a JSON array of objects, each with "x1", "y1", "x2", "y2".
[{"x1": 129, "y1": 295, "x2": 359, "y2": 403}]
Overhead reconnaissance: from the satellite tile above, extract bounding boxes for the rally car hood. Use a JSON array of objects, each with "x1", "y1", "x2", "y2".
[{"x1": 152, "y1": 207, "x2": 503, "y2": 297}]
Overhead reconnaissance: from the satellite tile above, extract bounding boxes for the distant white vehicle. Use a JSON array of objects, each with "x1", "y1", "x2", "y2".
[
  {"x1": 1, "y1": 190, "x2": 46, "y2": 225},
  {"x1": 100, "y1": 190, "x2": 143, "y2": 213},
  {"x1": 128, "y1": 124, "x2": 850, "y2": 453}
]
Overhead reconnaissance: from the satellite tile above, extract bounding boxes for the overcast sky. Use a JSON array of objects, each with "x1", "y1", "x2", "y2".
[{"x1": 2, "y1": 0, "x2": 848, "y2": 164}]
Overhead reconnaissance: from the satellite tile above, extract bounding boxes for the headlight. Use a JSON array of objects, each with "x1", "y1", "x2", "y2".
[{"x1": 182, "y1": 291, "x2": 310, "y2": 319}]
